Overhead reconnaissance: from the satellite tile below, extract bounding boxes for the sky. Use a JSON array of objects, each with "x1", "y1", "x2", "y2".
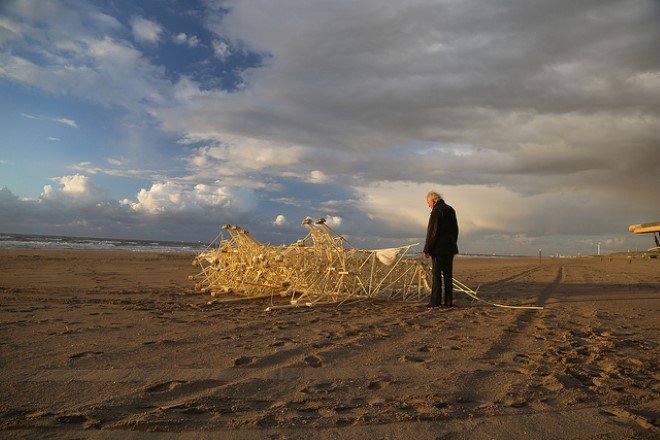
[{"x1": 1, "y1": 0, "x2": 659, "y2": 255}]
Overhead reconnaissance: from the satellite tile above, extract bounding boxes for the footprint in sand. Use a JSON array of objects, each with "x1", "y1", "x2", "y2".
[
  {"x1": 373, "y1": 328, "x2": 391, "y2": 338},
  {"x1": 368, "y1": 379, "x2": 391, "y2": 390},
  {"x1": 55, "y1": 414, "x2": 100, "y2": 428},
  {"x1": 411, "y1": 399, "x2": 442, "y2": 416},
  {"x1": 515, "y1": 367, "x2": 534, "y2": 376},
  {"x1": 602, "y1": 407, "x2": 658, "y2": 431},
  {"x1": 269, "y1": 337, "x2": 295, "y2": 348},
  {"x1": 233, "y1": 356, "x2": 256, "y2": 366},
  {"x1": 513, "y1": 353, "x2": 531, "y2": 364},
  {"x1": 144, "y1": 339, "x2": 176, "y2": 345},
  {"x1": 502, "y1": 397, "x2": 528, "y2": 408},
  {"x1": 68, "y1": 351, "x2": 103, "y2": 359},
  {"x1": 181, "y1": 406, "x2": 208, "y2": 415},
  {"x1": 311, "y1": 341, "x2": 333, "y2": 349},
  {"x1": 56, "y1": 414, "x2": 88, "y2": 424},
  {"x1": 550, "y1": 373, "x2": 585, "y2": 390},
  {"x1": 145, "y1": 380, "x2": 187, "y2": 393},
  {"x1": 301, "y1": 381, "x2": 336, "y2": 394},
  {"x1": 398, "y1": 354, "x2": 426, "y2": 363},
  {"x1": 367, "y1": 382, "x2": 381, "y2": 391},
  {"x1": 304, "y1": 354, "x2": 323, "y2": 368}
]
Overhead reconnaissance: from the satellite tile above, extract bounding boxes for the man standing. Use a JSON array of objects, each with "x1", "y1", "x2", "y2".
[{"x1": 422, "y1": 191, "x2": 459, "y2": 307}]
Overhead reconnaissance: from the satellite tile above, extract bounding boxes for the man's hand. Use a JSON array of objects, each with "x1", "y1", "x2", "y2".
[{"x1": 422, "y1": 252, "x2": 430, "y2": 259}]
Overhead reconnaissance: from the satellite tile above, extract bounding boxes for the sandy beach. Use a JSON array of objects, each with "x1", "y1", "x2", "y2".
[{"x1": 0, "y1": 249, "x2": 658, "y2": 438}]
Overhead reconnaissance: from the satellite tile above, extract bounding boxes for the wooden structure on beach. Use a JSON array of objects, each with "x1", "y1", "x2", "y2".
[
  {"x1": 190, "y1": 218, "x2": 430, "y2": 310},
  {"x1": 190, "y1": 218, "x2": 543, "y2": 310},
  {"x1": 629, "y1": 221, "x2": 660, "y2": 251}
]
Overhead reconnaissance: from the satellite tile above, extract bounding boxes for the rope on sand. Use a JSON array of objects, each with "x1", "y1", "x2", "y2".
[{"x1": 452, "y1": 278, "x2": 544, "y2": 310}]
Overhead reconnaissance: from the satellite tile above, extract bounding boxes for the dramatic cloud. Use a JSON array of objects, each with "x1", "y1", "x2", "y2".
[
  {"x1": 1, "y1": 0, "x2": 657, "y2": 253},
  {"x1": 0, "y1": 174, "x2": 120, "y2": 235},
  {"x1": 156, "y1": 0, "x2": 659, "y2": 251},
  {"x1": 170, "y1": 0, "x2": 659, "y2": 182},
  {"x1": 0, "y1": 175, "x2": 260, "y2": 240}
]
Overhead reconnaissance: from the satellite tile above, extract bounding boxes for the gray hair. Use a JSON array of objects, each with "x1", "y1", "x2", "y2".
[{"x1": 426, "y1": 191, "x2": 442, "y2": 203}]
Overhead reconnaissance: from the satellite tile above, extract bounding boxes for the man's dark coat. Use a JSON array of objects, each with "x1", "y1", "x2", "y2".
[{"x1": 423, "y1": 199, "x2": 459, "y2": 256}]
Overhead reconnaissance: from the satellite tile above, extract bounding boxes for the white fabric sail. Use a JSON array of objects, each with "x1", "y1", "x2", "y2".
[{"x1": 375, "y1": 247, "x2": 402, "y2": 266}]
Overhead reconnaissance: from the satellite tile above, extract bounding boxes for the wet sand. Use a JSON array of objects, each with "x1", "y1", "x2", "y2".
[{"x1": 0, "y1": 249, "x2": 658, "y2": 438}]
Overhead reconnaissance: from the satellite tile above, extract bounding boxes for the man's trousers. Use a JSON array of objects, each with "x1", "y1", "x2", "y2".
[{"x1": 430, "y1": 253, "x2": 454, "y2": 306}]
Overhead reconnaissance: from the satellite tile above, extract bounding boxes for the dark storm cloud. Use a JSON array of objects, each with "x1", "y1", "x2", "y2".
[
  {"x1": 160, "y1": 0, "x2": 659, "y2": 240},
  {"x1": 186, "y1": 0, "x2": 660, "y2": 138}
]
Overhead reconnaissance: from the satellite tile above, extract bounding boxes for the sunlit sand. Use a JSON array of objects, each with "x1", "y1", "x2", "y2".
[{"x1": 1, "y1": 249, "x2": 658, "y2": 437}]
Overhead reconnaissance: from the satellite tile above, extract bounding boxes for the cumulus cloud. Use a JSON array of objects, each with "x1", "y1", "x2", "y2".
[
  {"x1": 0, "y1": 175, "x2": 123, "y2": 235},
  {"x1": 130, "y1": 181, "x2": 257, "y2": 216},
  {"x1": 173, "y1": 32, "x2": 200, "y2": 47},
  {"x1": 41, "y1": 174, "x2": 108, "y2": 204},
  {"x1": 212, "y1": 39, "x2": 230, "y2": 59},
  {"x1": 308, "y1": 170, "x2": 329, "y2": 184},
  {"x1": 0, "y1": 175, "x2": 261, "y2": 240},
  {"x1": 325, "y1": 215, "x2": 342, "y2": 228},
  {"x1": 183, "y1": 137, "x2": 314, "y2": 188},
  {"x1": 274, "y1": 214, "x2": 286, "y2": 226},
  {"x1": 130, "y1": 16, "x2": 163, "y2": 43}
]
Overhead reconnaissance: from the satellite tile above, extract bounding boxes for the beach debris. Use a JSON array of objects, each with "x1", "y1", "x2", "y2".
[{"x1": 190, "y1": 218, "x2": 543, "y2": 311}]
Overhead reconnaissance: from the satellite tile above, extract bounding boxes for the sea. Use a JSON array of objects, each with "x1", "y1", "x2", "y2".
[{"x1": 0, "y1": 232, "x2": 208, "y2": 253}]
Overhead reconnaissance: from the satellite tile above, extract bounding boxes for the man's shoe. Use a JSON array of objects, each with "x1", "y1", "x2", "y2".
[{"x1": 426, "y1": 303, "x2": 441, "y2": 308}]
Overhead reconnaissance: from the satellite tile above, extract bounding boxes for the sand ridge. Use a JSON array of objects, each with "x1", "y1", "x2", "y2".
[{"x1": 0, "y1": 249, "x2": 658, "y2": 438}]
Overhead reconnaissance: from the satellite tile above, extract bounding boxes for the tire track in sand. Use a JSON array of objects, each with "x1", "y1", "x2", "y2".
[{"x1": 446, "y1": 265, "x2": 564, "y2": 406}]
